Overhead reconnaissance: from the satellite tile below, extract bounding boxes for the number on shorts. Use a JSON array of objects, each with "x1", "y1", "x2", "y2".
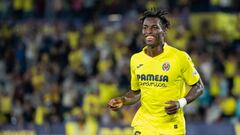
[{"x1": 134, "y1": 131, "x2": 141, "y2": 135}]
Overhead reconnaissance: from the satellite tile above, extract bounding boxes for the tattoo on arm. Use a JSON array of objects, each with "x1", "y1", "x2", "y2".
[
  {"x1": 122, "y1": 90, "x2": 141, "y2": 106},
  {"x1": 185, "y1": 79, "x2": 204, "y2": 104}
]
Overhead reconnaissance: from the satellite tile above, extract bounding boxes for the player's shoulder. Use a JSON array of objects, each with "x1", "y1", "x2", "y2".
[
  {"x1": 168, "y1": 45, "x2": 193, "y2": 66},
  {"x1": 130, "y1": 51, "x2": 144, "y2": 60},
  {"x1": 130, "y1": 51, "x2": 145, "y2": 69},
  {"x1": 166, "y1": 44, "x2": 187, "y2": 57}
]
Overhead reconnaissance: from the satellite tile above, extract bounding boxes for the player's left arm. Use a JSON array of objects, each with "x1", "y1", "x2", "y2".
[
  {"x1": 165, "y1": 52, "x2": 204, "y2": 115},
  {"x1": 184, "y1": 78, "x2": 204, "y2": 104},
  {"x1": 165, "y1": 79, "x2": 204, "y2": 115}
]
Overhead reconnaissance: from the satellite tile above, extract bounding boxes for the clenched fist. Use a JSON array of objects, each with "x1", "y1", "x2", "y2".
[
  {"x1": 107, "y1": 97, "x2": 124, "y2": 111},
  {"x1": 165, "y1": 100, "x2": 180, "y2": 115}
]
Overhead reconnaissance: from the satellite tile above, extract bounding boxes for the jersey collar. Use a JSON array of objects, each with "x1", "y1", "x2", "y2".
[{"x1": 142, "y1": 42, "x2": 169, "y2": 59}]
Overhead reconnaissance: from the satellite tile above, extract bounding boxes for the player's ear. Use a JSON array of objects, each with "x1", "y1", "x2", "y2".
[{"x1": 161, "y1": 30, "x2": 166, "y2": 37}]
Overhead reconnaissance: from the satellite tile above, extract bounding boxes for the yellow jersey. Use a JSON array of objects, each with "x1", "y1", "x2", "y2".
[{"x1": 130, "y1": 43, "x2": 200, "y2": 134}]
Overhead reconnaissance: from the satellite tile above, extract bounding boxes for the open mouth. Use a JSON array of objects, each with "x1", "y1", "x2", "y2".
[{"x1": 145, "y1": 35, "x2": 155, "y2": 43}]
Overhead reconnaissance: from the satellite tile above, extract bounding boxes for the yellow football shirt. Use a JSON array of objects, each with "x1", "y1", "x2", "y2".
[{"x1": 130, "y1": 43, "x2": 200, "y2": 134}]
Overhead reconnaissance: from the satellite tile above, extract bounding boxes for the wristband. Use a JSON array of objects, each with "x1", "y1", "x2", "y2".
[{"x1": 178, "y1": 98, "x2": 187, "y2": 108}]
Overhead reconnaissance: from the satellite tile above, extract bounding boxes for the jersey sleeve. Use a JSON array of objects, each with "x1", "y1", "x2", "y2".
[
  {"x1": 130, "y1": 55, "x2": 140, "y2": 91},
  {"x1": 180, "y1": 52, "x2": 200, "y2": 85}
]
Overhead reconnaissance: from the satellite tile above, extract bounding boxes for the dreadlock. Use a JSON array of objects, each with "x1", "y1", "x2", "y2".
[{"x1": 140, "y1": 8, "x2": 170, "y2": 30}]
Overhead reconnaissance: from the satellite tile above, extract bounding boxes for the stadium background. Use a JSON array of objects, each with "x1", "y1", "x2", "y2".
[{"x1": 0, "y1": 0, "x2": 239, "y2": 135}]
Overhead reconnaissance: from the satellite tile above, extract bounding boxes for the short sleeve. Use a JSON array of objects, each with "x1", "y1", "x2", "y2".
[
  {"x1": 130, "y1": 55, "x2": 140, "y2": 91},
  {"x1": 180, "y1": 52, "x2": 200, "y2": 85}
]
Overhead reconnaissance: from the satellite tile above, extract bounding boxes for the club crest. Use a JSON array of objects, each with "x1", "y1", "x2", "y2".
[{"x1": 162, "y1": 62, "x2": 170, "y2": 71}]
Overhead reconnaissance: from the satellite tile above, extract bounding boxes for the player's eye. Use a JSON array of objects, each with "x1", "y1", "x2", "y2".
[{"x1": 152, "y1": 26, "x2": 159, "y2": 29}]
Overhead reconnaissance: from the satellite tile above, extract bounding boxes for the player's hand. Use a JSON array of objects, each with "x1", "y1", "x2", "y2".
[
  {"x1": 165, "y1": 100, "x2": 180, "y2": 115},
  {"x1": 107, "y1": 97, "x2": 124, "y2": 111}
]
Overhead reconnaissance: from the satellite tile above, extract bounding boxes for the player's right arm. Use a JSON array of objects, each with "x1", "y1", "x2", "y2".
[
  {"x1": 107, "y1": 90, "x2": 140, "y2": 111},
  {"x1": 108, "y1": 54, "x2": 140, "y2": 111}
]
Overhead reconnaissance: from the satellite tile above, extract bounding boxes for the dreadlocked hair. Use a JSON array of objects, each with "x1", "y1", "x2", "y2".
[{"x1": 139, "y1": 8, "x2": 170, "y2": 30}]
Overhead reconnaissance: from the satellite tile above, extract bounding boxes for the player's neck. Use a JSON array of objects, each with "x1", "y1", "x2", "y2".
[{"x1": 145, "y1": 43, "x2": 164, "y2": 57}]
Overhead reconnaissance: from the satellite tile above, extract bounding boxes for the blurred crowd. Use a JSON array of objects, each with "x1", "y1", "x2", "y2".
[{"x1": 0, "y1": 0, "x2": 240, "y2": 134}]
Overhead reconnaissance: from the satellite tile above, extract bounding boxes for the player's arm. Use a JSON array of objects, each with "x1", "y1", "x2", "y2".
[
  {"x1": 184, "y1": 78, "x2": 204, "y2": 104},
  {"x1": 107, "y1": 90, "x2": 140, "y2": 111},
  {"x1": 165, "y1": 79, "x2": 204, "y2": 115},
  {"x1": 108, "y1": 54, "x2": 140, "y2": 111},
  {"x1": 165, "y1": 51, "x2": 204, "y2": 115}
]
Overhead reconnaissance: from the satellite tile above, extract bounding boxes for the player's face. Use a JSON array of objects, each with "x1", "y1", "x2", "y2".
[{"x1": 142, "y1": 17, "x2": 164, "y2": 47}]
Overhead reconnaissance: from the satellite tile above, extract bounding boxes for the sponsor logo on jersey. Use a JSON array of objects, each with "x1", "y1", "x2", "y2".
[
  {"x1": 136, "y1": 64, "x2": 143, "y2": 68},
  {"x1": 137, "y1": 74, "x2": 168, "y2": 82},
  {"x1": 139, "y1": 82, "x2": 166, "y2": 87},
  {"x1": 137, "y1": 74, "x2": 168, "y2": 87}
]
